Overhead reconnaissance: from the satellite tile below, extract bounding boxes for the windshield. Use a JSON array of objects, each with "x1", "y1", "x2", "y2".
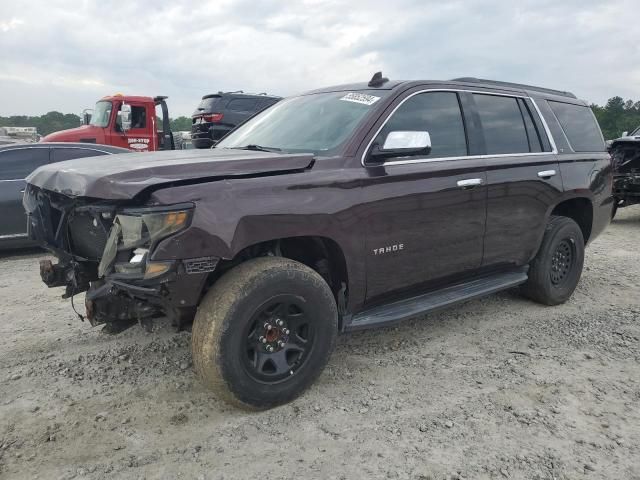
[
  {"x1": 631, "y1": 125, "x2": 640, "y2": 136},
  {"x1": 90, "y1": 101, "x2": 113, "y2": 127},
  {"x1": 216, "y1": 90, "x2": 387, "y2": 155}
]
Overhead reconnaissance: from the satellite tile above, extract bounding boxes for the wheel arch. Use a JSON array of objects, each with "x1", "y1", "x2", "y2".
[
  {"x1": 206, "y1": 235, "x2": 350, "y2": 319},
  {"x1": 549, "y1": 197, "x2": 594, "y2": 243}
]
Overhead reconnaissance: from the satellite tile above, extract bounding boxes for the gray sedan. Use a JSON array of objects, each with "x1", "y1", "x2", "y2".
[{"x1": 0, "y1": 142, "x2": 130, "y2": 249}]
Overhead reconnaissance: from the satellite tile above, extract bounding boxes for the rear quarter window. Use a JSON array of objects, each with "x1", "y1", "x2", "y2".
[
  {"x1": 548, "y1": 101, "x2": 604, "y2": 152},
  {"x1": 227, "y1": 98, "x2": 258, "y2": 112}
]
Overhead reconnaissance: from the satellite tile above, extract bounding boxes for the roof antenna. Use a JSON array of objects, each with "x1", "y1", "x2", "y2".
[{"x1": 368, "y1": 71, "x2": 388, "y2": 87}]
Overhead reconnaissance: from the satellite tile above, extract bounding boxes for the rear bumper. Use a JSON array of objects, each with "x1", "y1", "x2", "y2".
[
  {"x1": 190, "y1": 124, "x2": 232, "y2": 147},
  {"x1": 192, "y1": 137, "x2": 213, "y2": 149}
]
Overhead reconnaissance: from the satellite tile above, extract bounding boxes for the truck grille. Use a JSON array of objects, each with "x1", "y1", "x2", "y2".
[{"x1": 68, "y1": 212, "x2": 110, "y2": 260}]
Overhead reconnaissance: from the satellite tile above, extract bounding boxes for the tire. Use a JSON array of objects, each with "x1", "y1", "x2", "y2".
[
  {"x1": 171, "y1": 132, "x2": 183, "y2": 150},
  {"x1": 521, "y1": 216, "x2": 585, "y2": 306},
  {"x1": 192, "y1": 257, "x2": 338, "y2": 409},
  {"x1": 611, "y1": 201, "x2": 618, "y2": 220},
  {"x1": 192, "y1": 137, "x2": 213, "y2": 149}
]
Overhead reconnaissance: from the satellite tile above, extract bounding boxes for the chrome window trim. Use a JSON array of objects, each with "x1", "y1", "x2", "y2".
[
  {"x1": 0, "y1": 179, "x2": 25, "y2": 182},
  {"x1": 361, "y1": 88, "x2": 559, "y2": 167},
  {"x1": 0, "y1": 145, "x2": 116, "y2": 155},
  {"x1": 0, "y1": 233, "x2": 28, "y2": 240}
]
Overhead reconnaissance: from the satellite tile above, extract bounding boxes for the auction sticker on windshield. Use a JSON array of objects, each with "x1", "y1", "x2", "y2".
[{"x1": 340, "y1": 92, "x2": 381, "y2": 106}]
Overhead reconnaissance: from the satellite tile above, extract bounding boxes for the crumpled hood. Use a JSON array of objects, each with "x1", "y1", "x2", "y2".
[{"x1": 27, "y1": 148, "x2": 314, "y2": 200}]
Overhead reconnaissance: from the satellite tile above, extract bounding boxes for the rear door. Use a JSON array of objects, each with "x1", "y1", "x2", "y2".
[
  {"x1": 471, "y1": 92, "x2": 563, "y2": 267},
  {"x1": 0, "y1": 147, "x2": 50, "y2": 238}
]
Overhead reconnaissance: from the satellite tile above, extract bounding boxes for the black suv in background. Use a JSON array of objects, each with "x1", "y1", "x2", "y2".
[{"x1": 191, "y1": 91, "x2": 281, "y2": 148}]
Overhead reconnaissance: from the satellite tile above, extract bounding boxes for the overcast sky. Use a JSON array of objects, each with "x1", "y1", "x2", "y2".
[{"x1": 0, "y1": 0, "x2": 638, "y2": 118}]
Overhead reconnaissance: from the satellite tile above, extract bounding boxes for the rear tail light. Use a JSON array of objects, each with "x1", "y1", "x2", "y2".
[{"x1": 203, "y1": 113, "x2": 223, "y2": 123}]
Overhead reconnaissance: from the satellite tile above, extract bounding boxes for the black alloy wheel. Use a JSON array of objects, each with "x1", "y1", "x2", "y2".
[{"x1": 243, "y1": 295, "x2": 315, "y2": 383}]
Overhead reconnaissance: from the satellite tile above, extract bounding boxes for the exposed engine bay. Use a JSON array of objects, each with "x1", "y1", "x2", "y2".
[{"x1": 23, "y1": 184, "x2": 214, "y2": 332}]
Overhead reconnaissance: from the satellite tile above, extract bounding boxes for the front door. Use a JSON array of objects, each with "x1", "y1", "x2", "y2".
[
  {"x1": 362, "y1": 91, "x2": 487, "y2": 304},
  {"x1": 107, "y1": 102, "x2": 153, "y2": 152}
]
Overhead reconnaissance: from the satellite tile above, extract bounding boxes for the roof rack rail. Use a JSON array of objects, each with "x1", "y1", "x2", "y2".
[{"x1": 451, "y1": 77, "x2": 577, "y2": 99}]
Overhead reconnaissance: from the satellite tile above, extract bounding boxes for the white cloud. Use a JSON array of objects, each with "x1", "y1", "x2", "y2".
[
  {"x1": 0, "y1": 17, "x2": 24, "y2": 32},
  {"x1": 0, "y1": 0, "x2": 638, "y2": 117}
]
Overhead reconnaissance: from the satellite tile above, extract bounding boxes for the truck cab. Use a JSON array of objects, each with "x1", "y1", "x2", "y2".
[{"x1": 42, "y1": 95, "x2": 178, "y2": 152}]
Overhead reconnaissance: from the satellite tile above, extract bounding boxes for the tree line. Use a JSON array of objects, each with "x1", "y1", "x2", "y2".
[
  {"x1": 0, "y1": 111, "x2": 193, "y2": 137},
  {"x1": 591, "y1": 97, "x2": 640, "y2": 140},
  {"x1": 2, "y1": 97, "x2": 639, "y2": 140}
]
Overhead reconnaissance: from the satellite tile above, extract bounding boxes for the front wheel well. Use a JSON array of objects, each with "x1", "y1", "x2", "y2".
[
  {"x1": 206, "y1": 236, "x2": 349, "y2": 311},
  {"x1": 550, "y1": 198, "x2": 593, "y2": 243}
]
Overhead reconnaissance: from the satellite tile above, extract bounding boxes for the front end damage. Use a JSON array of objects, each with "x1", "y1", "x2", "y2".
[
  {"x1": 611, "y1": 135, "x2": 640, "y2": 210},
  {"x1": 23, "y1": 184, "x2": 215, "y2": 331}
]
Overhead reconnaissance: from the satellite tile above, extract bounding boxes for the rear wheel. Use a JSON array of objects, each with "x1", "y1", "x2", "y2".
[
  {"x1": 192, "y1": 257, "x2": 338, "y2": 409},
  {"x1": 521, "y1": 216, "x2": 585, "y2": 305}
]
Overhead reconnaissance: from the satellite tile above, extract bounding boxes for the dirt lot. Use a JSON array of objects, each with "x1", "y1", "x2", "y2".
[{"x1": 1, "y1": 210, "x2": 639, "y2": 480}]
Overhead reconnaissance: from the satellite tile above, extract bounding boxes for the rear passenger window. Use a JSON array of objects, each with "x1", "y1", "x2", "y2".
[
  {"x1": 227, "y1": 98, "x2": 258, "y2": 112},
  {"x1": 474, "y1": 94, "x2": 530, "y2": 155},
  {"x1": 376, "y1": 92, "x2": 467, "y2": 159},
  {"x1": 51, "y1": 148, "x2": 108, "y2": 163},
  {"x1": 548, "y1": 101, "x2": 604, "y2": 152},
  {"x1": 0, "y1": 148, "x2": 49, "y2": 180}
]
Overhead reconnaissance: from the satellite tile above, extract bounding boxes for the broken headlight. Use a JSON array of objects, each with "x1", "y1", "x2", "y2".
[{"x1": 98, "y1": 205, "x2": 193, "y2": 277}]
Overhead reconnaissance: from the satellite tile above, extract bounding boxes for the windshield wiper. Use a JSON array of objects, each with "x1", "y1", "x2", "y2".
[{"x1": 230, "y1": 144, "x2": 282, "y2": 152}]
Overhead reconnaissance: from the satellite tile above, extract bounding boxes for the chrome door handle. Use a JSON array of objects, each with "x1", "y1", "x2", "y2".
[
  {"x1": 538, "y1": 170, "x2": 556, "y2": 178},
  {"x1": 20, "y1": 189, "x2": 25, "y2": 193},
  {"x1": 457, "y1": 178, "x2": 483, "y2": 188}
]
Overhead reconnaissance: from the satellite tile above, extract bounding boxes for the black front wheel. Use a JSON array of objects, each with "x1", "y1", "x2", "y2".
[
  {"x1": 521, "y1": 215, "x2": 585, "y2": 305},
  {"x1": 192, "y1": 257, "x2": 338, "y2": 409}
]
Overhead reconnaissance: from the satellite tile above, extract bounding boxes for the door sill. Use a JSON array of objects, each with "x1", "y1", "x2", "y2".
[{"x1": 344, "y1": 268, "x2": 528, "y2": 332}]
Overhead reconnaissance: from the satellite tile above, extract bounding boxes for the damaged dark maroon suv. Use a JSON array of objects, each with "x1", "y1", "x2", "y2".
[{"x1": 24, "y1": 74, "x2": 613, "y2": 408}]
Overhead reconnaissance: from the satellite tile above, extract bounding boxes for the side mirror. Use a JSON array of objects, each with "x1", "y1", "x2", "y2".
[
  {"x1": 622, "y1": 131, "x2": 629, "y2": 138},
  {"x1": 81, "y1": 109, "x2": 93, "y2": 126},
  {"x1": 119, "y1": 104, "x2": 132, "y2": 132},
  {"x1": 370, "y1": 131, "x2": 432, "y2": 160}
]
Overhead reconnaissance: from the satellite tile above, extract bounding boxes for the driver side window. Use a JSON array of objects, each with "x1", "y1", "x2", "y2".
[
  {"x1": 115, "y1": 105, "x2": 146, "y2": 131},
  {"x1": 376, "y1": 92, "x2": 468, "y2": 159}
]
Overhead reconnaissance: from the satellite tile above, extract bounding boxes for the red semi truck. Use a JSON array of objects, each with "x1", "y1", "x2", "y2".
[{"x1": 42, "y1": 94, "x2": 182, "y2": 152}]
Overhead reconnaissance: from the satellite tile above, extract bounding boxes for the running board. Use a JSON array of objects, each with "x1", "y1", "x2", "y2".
[{"x1": 345, "y1": 269, "x2": 528, "y2": 332}]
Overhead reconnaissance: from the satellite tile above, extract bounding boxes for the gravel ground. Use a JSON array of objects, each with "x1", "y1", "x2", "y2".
[{"x1": 1, "y1": 209, "x2": 639, "y2": 480}]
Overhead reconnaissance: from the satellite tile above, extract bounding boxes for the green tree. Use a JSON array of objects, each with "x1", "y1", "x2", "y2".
[
  {"x1": 0, "y1": 111, "x2": 81, "y2": 136},
  {"x1": 170, "y1": 116, "x2": 192, "y2": 132},
  {"x1": 592, "y1": 96, "x2": 640, "y2": 140}
]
